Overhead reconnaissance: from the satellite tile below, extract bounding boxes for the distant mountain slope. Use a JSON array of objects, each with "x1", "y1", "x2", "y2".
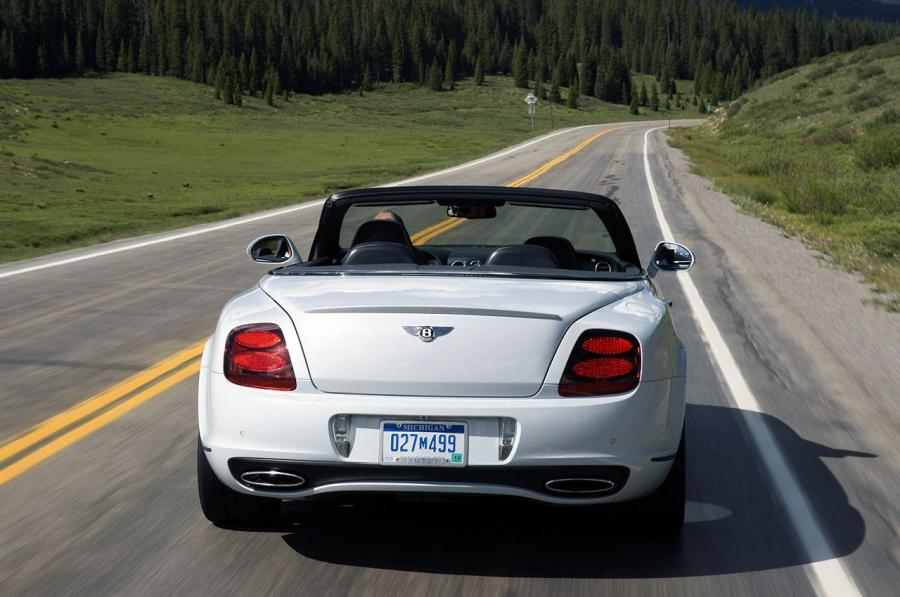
[{"x1": 737, "y1": 0, "x2": 900, "y2": 21}]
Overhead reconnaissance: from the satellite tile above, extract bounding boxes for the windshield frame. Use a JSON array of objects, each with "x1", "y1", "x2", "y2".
[{"x1": 308, "y1": 186, "x2": 642, "y2": 270}]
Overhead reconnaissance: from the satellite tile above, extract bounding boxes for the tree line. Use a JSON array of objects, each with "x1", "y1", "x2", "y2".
[{"x1": 0, "y1": 0, "x2": 897, "y2": 108}]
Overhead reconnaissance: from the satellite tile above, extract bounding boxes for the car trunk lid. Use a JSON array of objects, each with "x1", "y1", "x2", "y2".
[{"x1": 261, "y1": 275, "x2": 641, "y2": 397}]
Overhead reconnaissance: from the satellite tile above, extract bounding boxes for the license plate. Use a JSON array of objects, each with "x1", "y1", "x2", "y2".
[{"x1": 381, "y1": 421, "x2": 467, "y2": 466}]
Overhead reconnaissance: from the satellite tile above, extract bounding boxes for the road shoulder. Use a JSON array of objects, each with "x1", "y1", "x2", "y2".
[{"x1": 657, "y1": 132, "x2": 900, "y2": 521}]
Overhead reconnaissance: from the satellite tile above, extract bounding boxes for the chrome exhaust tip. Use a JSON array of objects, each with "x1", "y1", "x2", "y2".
[
  {"x1": 239, "y1": 470, "x2": 306, "y2": 489},
  {"x1": 544, "y1": 478, "x2": 616, "y2": 494}
]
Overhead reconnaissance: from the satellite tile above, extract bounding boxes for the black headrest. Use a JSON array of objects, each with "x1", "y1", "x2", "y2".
[
  {"x1": 485, "y1": 245, "x2": 560, "y2": 268},
  {"x1": 352, "y1": 220, "x2": 411, "y2": 247},
  {"x1": 525, "y1": 236, "x2": 579, "y2": 269},
  {"x1": 342, "y1": 242, "x2": 420, "y2": 265}
]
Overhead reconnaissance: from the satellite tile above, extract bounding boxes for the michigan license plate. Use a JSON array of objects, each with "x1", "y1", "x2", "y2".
[{"x1": 381, "y1": 421, "x2": 466, "y2": 466}]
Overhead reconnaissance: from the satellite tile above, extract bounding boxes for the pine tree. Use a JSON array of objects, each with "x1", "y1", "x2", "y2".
[
  {"x1": 96, "y1": 22, "x2": 107, "y2": 71},
  {"x1": 249, "y1": 49, "x2": 259, "y2": 96},
  {"x1": 138, "y1": 29, "x2": 150, "y2": 74},
  {"x1": 117, "y1": 41, "x2": 128, "y2": 72},
  {"x1": 444, "y1": 39, "x2": 456, "y2": 90},
  {"x1": 429, "y1": 58, "x2": 442, "y2": 91},
  {"x1": 62, "y1": 33, "x2": 71, "y2": 71},
  {"x1": 630, "y1": 92, "x2": 640, "y2": 115},
  {"x1": 239, "y1": 53, "x2": 249, "y2": 91},
  {"x1": 127, "y1": 43, "x2": 136, "y2": 73},
  {"x1": 549, "y1": 70, "x2": 561, "y2": 104},
  {"x1": 650, "y1": 83, "x2": 660, "y2": 111},
  {"x1": 532, "y1": 59, "x2": 543, "y2": 95},
  {"x1": 512, "y1": 41, "x2": 528, "y2": 88},
  {"x1": 417, "y1": 62, "x2": 427, "y2": 86},
  {"x1": 698, "y1": 98, "x2": 707, "y2": 115},
  {"x1": 361, "y1": 64, "x2": 373, "y2": 92},
  {"x1": 444, "y1": 53, "x2": 455, "y2": 90},
  {"x1": 594, "y1": 67, "x2": 607, "y2": 101},
  {"x1": 38, "y1": 45, "x2": 49, "y2": 76},
  {"x1": 582, "y1": 50, "x2": 597, "y2": 97},
  {"x1": 639, "y1": 82, "x2": 648, "y2": 106},
  {"x1": 0, "y1": 30, "x2": 8, "y2": 76},
  {"x1": 264, "y1": 69, "x2": 275, "y2": 105},
  {"x1": 234, "y1": 79, "x2": 243, "y2": 107},
  {"x1": 498, "y1": 39, "x2": 512, "y2": 74},
  {"x1": 566, "y1": 78, "x2": 579, "y2": 109},
  {"x1": 222, "y1": 73, "x2": 234, "y2": 105},
  {"x1": 7, "y1": 33, "x2": 15, "y2": 77},
  {"x1": 474, "y1": 56, "x2": 484, "y2": 86},
  {"x1": 533, "y1": 73, "x2": 544, "y2": 101},
  {"x1": 75, "y1": 30, "x2": 85, "y2": 74}
]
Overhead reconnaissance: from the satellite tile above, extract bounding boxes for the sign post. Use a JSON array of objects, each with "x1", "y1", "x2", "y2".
[{"x1": 524, "y1": 93, "x2": 537, "y2": 131}]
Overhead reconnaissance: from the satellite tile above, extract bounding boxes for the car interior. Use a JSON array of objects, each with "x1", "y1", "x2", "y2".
[{"x1": 335, "y1": 217, "x2": 633, "y2": 272}]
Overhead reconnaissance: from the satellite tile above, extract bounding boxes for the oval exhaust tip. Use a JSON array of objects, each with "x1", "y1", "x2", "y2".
[
  {"x1": 240, "y1": 470, "x2": 306, "y2": 489},
  {"x1": 544, "y1": 478, "x2": 615, "y2": 494}
]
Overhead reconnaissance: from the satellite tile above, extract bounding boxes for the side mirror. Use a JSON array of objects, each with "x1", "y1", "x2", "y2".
[
  {"x1": 247, "y1": 234, "x2": 302, "y2": 266},
  {"x1": 647, "y1": 241, "x2": 694, "y2": 278}
]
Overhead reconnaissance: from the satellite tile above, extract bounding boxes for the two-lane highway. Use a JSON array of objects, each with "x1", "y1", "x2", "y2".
[{"x1": 0, "y1": 120, "x2": 897, "y2": 596}]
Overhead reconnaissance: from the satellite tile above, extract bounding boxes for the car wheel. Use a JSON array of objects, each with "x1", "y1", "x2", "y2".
[
  {"x1": 635, "y1": 427, "x2": 685, "y2": 536},
  {"x1": 197, "y1": 436, "x2": 281, "y2": 525}
]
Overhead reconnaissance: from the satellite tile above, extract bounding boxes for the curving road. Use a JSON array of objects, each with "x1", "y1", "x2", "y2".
[{"x1": 0, "y1": 121, "x2": 897, "y2": 596}]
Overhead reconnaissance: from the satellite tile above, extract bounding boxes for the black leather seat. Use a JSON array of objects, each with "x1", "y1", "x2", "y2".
[
  {"x1": 350, "y1": 219, "x2": 440, "y2": 265},
  {"x1": 525, "y1": 236, "x2": 579, "y2": 269},
  {"x1": 342, "y1": 242, "x2": 420, "y2": 265},
  {"x1": 485, "y1": 245, "x2": 560, "y2": 268},
  {"x1": 352, "y1": 220, "x2": 412, "y2": 247}
]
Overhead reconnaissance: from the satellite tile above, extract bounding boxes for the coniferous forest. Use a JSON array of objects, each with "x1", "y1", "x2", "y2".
[{"x1": 1, "y1": 0, "x2": 898, "y2": 107}]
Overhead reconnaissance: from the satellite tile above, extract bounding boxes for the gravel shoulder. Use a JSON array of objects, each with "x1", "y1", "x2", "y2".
[{"x1": 659, "y1": 131, "x2": 900, "y2": 471}]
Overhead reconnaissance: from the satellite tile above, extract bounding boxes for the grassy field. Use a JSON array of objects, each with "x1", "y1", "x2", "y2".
[
  {"x1": 0, "y1": 73, "x2": 662, "y2": 263},
  {"x1": 670, "y1": 37, "x2": 900, "y2": 310}
]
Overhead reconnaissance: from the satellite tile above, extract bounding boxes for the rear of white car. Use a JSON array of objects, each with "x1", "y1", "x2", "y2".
[
  {"x1": 198, "y1": 276, "x2": 686, "y2": 529},
  {"x1": 197, "y1": 186, "x2": 691, "y2": 534}
]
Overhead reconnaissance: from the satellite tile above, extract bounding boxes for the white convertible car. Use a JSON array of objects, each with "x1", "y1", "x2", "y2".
[{"x1": 197, "y1": 186, "x2": 693, "y2": 533}]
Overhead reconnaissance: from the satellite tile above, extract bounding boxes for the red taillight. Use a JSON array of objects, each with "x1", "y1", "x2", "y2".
[
  {"x1": 572, "y1": 357, "x2": 635, "y2": 379},
  {"x1": 581, "y1": 336, "x2": 634, "y2": 355},
  {"x1": 233, "y1": 329, "x2": 282, "y2": 349},
  {"x1": 225, "y1": 324, "x2": 296, "y2": 391},
  {"x1": 559, "y1": 330, "x2": 640, "y2": 397}
]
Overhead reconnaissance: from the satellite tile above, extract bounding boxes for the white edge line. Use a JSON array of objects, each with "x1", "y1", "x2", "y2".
[
  {"x1": 0, "y1": 202, "x2": 326, "y2": 280},
  {"x1": 642, "y1": 127, "x2": 861, "y2": 597},
  {"x1": 0, "y1": 123, "x2": 617, "y2": 280}
]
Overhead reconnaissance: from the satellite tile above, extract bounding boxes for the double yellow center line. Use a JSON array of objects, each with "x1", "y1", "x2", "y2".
[
  {"x1": 0, "y1": 125, "x2": 620, "y2": 487},
  {"x1": 411, "y1": 127, "x2": 620, "y2": 246},
  {"x1": 0, "y1": 342, "x2": 206, "y2": 485}
]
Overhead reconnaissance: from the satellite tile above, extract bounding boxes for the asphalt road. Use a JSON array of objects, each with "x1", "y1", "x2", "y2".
[{"x1": 0, "y1": 121, "x2": 897, "y2": 596}]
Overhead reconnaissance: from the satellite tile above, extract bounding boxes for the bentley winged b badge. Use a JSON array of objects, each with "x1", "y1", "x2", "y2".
[{"x1": 403, "y1": 326, "x2": 454, "y2": 343}]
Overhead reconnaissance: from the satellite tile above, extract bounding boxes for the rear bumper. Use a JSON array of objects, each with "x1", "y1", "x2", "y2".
[
  {"x1": 199, "y1": 368, "x2": 685, "y2": 505},
  {"x1": 227, "y1": 459, "x2": 631, "y2": 501}
]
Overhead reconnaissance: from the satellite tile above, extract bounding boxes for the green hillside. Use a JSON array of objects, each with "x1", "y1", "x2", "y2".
[
  {"x1": 671, "y1": 38, "x2": 900, "y2": 309},
  {"x1": 0, "y1": 73, "x2": 659, "y2": 263}
]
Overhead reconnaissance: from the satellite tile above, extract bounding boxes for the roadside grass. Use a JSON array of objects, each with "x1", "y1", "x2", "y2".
[
  {"x1": 0, "y1": 74, "x2": 658, "y2": 263},
  {"x1": 669, "y1": 37, "x2": 900, "y2": 310}
]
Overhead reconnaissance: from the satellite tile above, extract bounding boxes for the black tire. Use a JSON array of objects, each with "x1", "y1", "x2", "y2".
[
  {"x1": 634, "y1": 428, "x2": 685, "y2": 536},
  {"x1": 197, "y1": 437, "x2": 281, "y2": 526}
]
